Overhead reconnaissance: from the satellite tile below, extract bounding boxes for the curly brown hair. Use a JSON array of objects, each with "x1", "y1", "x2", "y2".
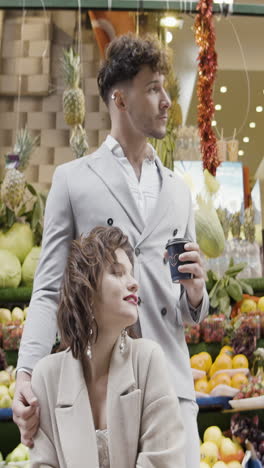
[
  {"x1": 97, "y1": 33, "x2": 170, "y2": 104},
  {"x1": 57, "y1": 226, "x2": 134, "y2": 360}
]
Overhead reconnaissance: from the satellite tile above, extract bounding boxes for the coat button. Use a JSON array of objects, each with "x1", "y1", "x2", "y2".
[
  {"x1": 173, "y1": 228, "x2": 178, "y2": 237},
  {"x1": 138, "y1": 297, "x2": 141, "y2": 306},
  {"x1": 135, "y1": 247, "x2": 140, "y2": 256},
  {"x1": 107, "y1": 218, "x2": 113, "y2": 226},
  {"x1": 161, "y1": 307, "x2": 167, "y2": 316}
]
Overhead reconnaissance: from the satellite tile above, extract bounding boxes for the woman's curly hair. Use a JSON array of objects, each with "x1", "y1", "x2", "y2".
[
  {"x1": 97, "y1": 33, "x2": 170, "y2": 104},
  {"x1": 57, "y1": 226, "x2": 134, "y2": 360}
]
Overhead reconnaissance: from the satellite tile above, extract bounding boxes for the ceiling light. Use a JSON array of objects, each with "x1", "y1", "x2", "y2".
[
  {"x1": 212, "y1": 120, "x2": 217, "y2": 127},
  {"x1": 215, "y1": 104, "x2": 222, "y2": 111},
  {"x1": 249, "y1": 122, "x2": 256, "y2": 128},
  {"x1": 238, "y1": 150, "x2": 244, "y2": 156},
  {"x1": 160, "y1": 16, "x2": 183, "y2": 29},
  {"x1": 256, "y1": 106, "x2": 263, "y2": 113},
  {"x1": 165, "y1": 31, "x2": 173, "y2": 44},
  {"x1": 220, "y1": 86, "x2": 227, "y2": 93},
  {"x1": 243, "y1": 137, "x2": 249, "y2": 143}
]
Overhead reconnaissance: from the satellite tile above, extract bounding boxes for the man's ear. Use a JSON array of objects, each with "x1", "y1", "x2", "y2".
[{"x1": 111, "y1": 89, "x2": 127, "y2": 111}]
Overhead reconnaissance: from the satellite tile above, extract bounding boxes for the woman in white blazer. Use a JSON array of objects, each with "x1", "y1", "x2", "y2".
[{"x1": 30, "y1": 226, "x2": 186, "y2": 468}]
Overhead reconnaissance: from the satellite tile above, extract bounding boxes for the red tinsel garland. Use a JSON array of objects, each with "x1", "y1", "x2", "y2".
[{"x1": 195, "y1": 0, "x2": 220, "y2": 176}]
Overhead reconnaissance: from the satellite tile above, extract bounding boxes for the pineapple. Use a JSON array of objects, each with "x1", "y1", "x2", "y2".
[
  {"x1": 70, "y1": 124, "x2": 89, "y2": 159},
  {"x1": 62, "y1": 48, "x2": 85, "y2": 127},
  {"x1": 1, "y1": 129, "x2": 39, "y2": 212}
]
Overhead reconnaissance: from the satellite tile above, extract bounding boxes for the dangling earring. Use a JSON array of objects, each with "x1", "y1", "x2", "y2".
[
  {"x1": 87, "y1": 314, "x2": 94, "y2": 360},
  {"x1": 119, "y1": 329, "x2": 128, "y2": 354}
]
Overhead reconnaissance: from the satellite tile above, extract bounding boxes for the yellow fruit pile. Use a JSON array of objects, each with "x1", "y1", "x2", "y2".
[
  {"x1": 200, "y1": 426, "x2": 244, "y2": 467},
  {"x1": 191, "y1": 346, "x2": 249, "y2": 394},
  {"x1": 0, "y1": 368, "x2": 16, "y2": 408}
]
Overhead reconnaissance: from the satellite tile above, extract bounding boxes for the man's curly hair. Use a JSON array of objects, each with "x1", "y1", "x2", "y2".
[{"x1": 97, "y1": 33, "x2": 170, "y2": 104}]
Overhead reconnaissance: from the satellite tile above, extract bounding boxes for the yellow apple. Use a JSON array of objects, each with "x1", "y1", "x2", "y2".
[
  {"x1": 0, "y1": 385, "x2": 9, "y2": 399},
  {"x1": 0, "y1": 308, "x2": 11, "y2": 324},
  {"x1": 220, "y1": 438, "x2": 237, "y2": 463},
  {"x1": 213, "y1": 462, "x2": 228, "y2": 468},
  {"x1": 200, "y1": 463, "x2": 211, "y2": 468},
  {"x1": 204, "y1": 426, "x2": 223, "y2": 448},
  {"x1": 0, "y1": 393, "x2": 12, "y2": 408},
  {"x1": 0, "y1": 370, "x2": 10, "y2": 386},
  {"x1": 200, "y1": 441, "x2": 219, "y2": 466},
  {"x1": 11, "y1": 307, "x2": 24, "y2": 323},
  {"x1": 227, "y1": 462, "x2": 242, "y2": 468}
]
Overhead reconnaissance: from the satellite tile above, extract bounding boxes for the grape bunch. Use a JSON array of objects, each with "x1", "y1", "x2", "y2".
[
  {"x1": 231, "y1": 414, "x2": 264, "y2": 466},
  {"x1": 231, "y1": 325, "x2": 257, "y2": 358}
]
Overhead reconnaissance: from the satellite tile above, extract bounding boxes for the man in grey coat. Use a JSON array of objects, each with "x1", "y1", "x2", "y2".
[{"x1": 13, "y1": 34, "x2": 208, "y2": 467}]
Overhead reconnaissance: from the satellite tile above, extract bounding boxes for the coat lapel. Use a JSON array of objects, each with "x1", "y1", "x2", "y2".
[
  {"x1": 107, "y1": 337, "x2": 142, "y2": 468},
  {"x1": 86, "y1": 144, "x2": 145, "y2": 235},
  {"x1": 138, "y1": 158, "x2": 173, "y2": 245},
  {"x1": 55, "y1": 352, "x2": 99, "y2": 468}
]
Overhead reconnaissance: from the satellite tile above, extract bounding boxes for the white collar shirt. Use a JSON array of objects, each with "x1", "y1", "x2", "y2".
[{"x1": 104, "y1": 135, "x2": 162, "y2": 222}]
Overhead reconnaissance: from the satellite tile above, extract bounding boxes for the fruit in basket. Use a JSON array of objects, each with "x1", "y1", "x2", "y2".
[
  {"x1": 233, "y1": 374, "x2": 264, "y2": 399},
  {"x1": 190, "y1": 354, "x2": 207, "y2": 371},
  {"x1": 7, "y1": 443, "x2": 29, "y2": 462},
  {"x1": 0, "y1": 370, "x2": 10, "y2": 386},
  {"x1": 214, "y1": 354, "x2": 232, "y2": 372},
  {"x1": 219, "y1": 438, "x2": 237, "y2": 463},
  {"x1": 240, "y1": 299, "x2": 257, "y2": 313},
  {"x1": 0, "y1": 308, "x2": 12, "y2": 324},
  {"x1": 9, "y1": 381, "x2": 16, "y2": 398},
  {"x1": 0, "y1": 249, "x2": 21, "y2": 288},
  {"x1": 232, "y1": 354, "x2": 248, "y2": 369},
  {"x1": 0, "y1": 385, "x2": 8, "y2": 398},
  {"x1": 257, "y1": 296, "x2": 264, "y2": 312},
  {"x1": 204, "y1": 426, "x2": 223, "y2": 448},
  {"x1": 195, "y1": 378, "x2": 210, "y2": 393},
  {"x1": 230, "y1": 373, "x2": 248, "y2": 389},
  {"x1": 226, "y1": 462, "x2": 242, "y2": 468},
  {"x1": 199, "y1": 352, "x2": 213, "y2": 373},
  {"x1": 220, "y1": 346, "x2": 234, "y2": 357},
  {"x1": 11, "y1": 307, "x2": 24, "y2": 323},
  {"x1": 214, "y1": 372, "x2": 232, "y2": 387},
  {"x1": 200, "y1": 441, "x2": 219, "y2": 466},
  {"x1": 0, "y1": 393, "x2": 12, "y2": 408}
]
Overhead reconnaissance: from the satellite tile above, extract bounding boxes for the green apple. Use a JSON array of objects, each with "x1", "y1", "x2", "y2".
[
  {"x1": 0, "y1": 385, "x2": 9, "y2": 399},
  {"x1": 9, "y1": 381, "x2": 16, "y2": 398},
  {"x1": 204, "y1": 426, "x2": 223, "y2": 448},
  {"x1": 0, "y1": 308, "x2": 11, "y2": 324},
  {"x1": 11, "y1": 307, "x2": 24, "y2": 323},
  {"x1": 0, "y1": 370, "x2": 11, "y2": 386},
  {"x1": 0, "y1": 393, "x2": 12, "y2": 408},
  {"x1": 0, "y1": 451, "x2": 3, "y2": 462}
]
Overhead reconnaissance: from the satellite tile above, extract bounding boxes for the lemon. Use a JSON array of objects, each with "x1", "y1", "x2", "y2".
[
  {"x1": 240, "y1": 299, "x2": 257, "y2": 313},
  {"x1": 232, "y1": 354, "x2": 248, "y2": 369}
]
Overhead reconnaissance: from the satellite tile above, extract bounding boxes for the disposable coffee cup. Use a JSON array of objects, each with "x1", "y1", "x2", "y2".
[{"x1": 165, "y1": 238, "x2": 193, "y2": 283}]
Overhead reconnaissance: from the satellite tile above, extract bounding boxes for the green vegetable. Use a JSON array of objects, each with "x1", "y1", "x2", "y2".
[
  {"x1": 0, "y1": 222, "x2": 33, "y2": 263},
  {"x1": 22, "y1": 246, "x2": 41, "y2": 286},
  {"x1": 0, "y1": 249, "x2": 21, "y2": 288}
]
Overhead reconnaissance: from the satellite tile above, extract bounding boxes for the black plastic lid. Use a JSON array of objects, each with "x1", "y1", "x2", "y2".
[{"x1": 165, "y1": 238, "x2": 191, "y2": 249}]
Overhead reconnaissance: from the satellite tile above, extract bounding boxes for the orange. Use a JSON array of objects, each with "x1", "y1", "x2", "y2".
[
  {"x1": 232, "y1": 354, "x2": 249, "y2": 369},
  {"x1": 214, "y1": 354, "x2": 233, "y2": 371},
  {"x1": 198, "y1": 352, "x2": 213, "y2": 373},
  {"x1": 214, "y1": 372, "x2": 232, "y2": 387},
  {"x1": 231, "y1": 373, "x2": 248, "y2": 389},
  {"x1": 220, "y1": 345, "x2": 234, "y2": 357},
  {"x1": 195, "y1": 378, "x2": 210, "y2": 393},
  {"x1": 190, "y1": 354, "x2": 207, "y2": 371}
]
